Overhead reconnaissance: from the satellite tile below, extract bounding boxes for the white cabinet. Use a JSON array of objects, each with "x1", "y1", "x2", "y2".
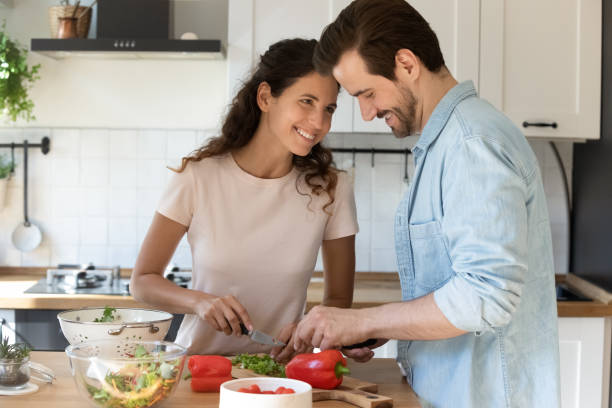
[
  {"x1": 228, "y1": 0, "x2": 479, "y2": 134},
  {"x1": 558, "y1": 317, "x2": 611, "y2": 408},
  {"x1": 479, "y1": 0, "x2": 602, "y2": 140}
]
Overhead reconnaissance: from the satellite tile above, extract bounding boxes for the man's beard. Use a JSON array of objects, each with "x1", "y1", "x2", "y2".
[{"x1": 386, "y1": 85, "x2": 418, "y2": 138}]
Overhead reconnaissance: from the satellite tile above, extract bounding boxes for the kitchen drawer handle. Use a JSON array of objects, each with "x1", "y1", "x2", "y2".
[
  {"x1": 522, "y1": 121, "x2": 558, "y2": 129},
  {"x1": 108, "y1": 323, "x2": 160, "y2": 335}
]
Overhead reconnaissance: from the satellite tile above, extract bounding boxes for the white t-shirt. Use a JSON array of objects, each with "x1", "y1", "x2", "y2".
[{"x1": 157, "y1": 153, "x2": 358, "y2": 355}]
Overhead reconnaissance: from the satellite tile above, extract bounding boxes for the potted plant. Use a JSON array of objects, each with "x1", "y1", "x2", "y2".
[
  {"x1": 0, "y1": 154, "x2": 12, "y2": 209},
  {"x1": 0, "y1": 21, "x2": 41, "y2": 123},
  {"x1": 0, "y1": 336, "x2": 32, "y2": 389}
]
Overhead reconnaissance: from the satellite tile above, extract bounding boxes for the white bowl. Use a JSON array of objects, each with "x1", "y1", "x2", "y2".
[
  {"x1": 220, "y1": 377, "x2": 312, "y2": 408},
  {"x1": 57, "y1": 307, "x2": 173, "y2": 345}
]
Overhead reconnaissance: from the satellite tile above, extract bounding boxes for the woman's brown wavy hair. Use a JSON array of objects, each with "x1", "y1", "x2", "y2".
[{"x1": 173, "y1": 38, "x2": 339, "y2": 213}]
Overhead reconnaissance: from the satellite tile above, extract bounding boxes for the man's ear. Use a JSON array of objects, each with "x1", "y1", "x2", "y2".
[
  {"x1": 394, "y1": 49, "x2": 420, "y2": 82},
  {"x1": 257, "y1": 82, "x2": 273, "y2": 112}
]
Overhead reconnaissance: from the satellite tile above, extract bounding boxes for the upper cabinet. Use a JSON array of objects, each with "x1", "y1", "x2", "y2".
[
  {"x1": 479, "y1": 0, "x2": 602, "y2": 140},
  {"x1": 228, "y1": 0, "x2": 602, "y2": 139}
]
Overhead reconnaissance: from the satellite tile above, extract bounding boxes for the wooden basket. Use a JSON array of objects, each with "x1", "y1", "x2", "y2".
[{"x1": 48, "y1": 6, "x2": 92, "y2": 39}]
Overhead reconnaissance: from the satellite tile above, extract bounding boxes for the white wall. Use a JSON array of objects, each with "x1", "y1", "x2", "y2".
[
  {"x1": 0, "y1": 126, "x2": 573, "y2": 275},
  {"x1": 0, "y1": 1, "x2": 573, "y2": 273},
  {"x1": 0, "y1": 0, "x2": 228, "y2": 129}
]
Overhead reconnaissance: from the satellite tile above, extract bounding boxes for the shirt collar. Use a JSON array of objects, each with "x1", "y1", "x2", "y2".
[{"x1": 413, "y1": 80, "x2": 477, "y2": 153}]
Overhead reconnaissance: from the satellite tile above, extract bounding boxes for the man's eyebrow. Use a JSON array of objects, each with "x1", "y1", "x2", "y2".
[
  {"x1": 301, "y1": 93, "x2": 319, "y2": 100},
  {"x1": 351, "y1": 88, "x2": 372, "y2": 97}
]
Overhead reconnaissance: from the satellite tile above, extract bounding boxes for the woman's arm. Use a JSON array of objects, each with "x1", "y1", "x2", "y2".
[
  {"x1": 321, "y1": 235, "x2": 355, "y2": 308},
  {"x1": 131, "y1": 212, "x2": 253, "y2": 335}
]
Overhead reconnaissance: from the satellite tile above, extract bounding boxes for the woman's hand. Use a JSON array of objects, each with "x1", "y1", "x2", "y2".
[
  {"x1": 195, "y1": 294, "x2": 253, "y2": 336},
  {"x1": 269, "y1": 322, "x2": 312, "y2": 363}
]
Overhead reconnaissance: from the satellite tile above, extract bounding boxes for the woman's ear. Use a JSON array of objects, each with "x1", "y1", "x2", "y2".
[
  {"x1": 394, "y1": 49, "x2": 420, "y2": 83},
  {"x1": 256, "y1": 82, "x2": 273, "y2": 112}
]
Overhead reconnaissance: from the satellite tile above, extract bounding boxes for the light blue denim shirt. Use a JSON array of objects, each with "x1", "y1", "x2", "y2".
[{"x1": 395, "y1": 81, "x2": 561, "y2": 407}]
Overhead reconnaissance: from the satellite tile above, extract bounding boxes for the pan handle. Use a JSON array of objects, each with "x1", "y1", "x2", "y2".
[
  {"x1": 108, "y1": 323, "x2": 160, "y2": 336},
  {"x1": 23, "y1": 140, "x2": 29, "y2": 226}
]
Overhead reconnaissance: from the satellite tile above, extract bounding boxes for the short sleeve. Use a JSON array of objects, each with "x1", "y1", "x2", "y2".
[
  {"x1": 157, "y1": 164, "x2": 196, "y2": 227},
  {"x1": 323, "y1": 171, "x2": 359, "y2": 240}
]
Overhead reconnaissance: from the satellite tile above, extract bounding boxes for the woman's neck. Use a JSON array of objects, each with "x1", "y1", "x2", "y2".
[{"x1": 232, "y1": 126, "x2": 293, "y2": 179}]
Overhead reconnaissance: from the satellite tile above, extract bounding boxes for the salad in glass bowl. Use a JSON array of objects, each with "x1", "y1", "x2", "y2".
[{"x1": 65, "y1": 340, "x2": 186, "y2": 408}]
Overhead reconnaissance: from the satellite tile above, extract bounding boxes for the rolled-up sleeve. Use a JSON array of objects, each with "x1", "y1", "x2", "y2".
[{"x1": 433, "y1": 135, "x2": 529, "y2": 333}]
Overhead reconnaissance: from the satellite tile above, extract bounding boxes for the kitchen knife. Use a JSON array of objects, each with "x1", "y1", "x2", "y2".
[
  {"x1": 343, "y1": 338, "x2": 378, "y2": 349},
  {"x1": 240, "y1": 323, "x2": 286, "y2": 347}
]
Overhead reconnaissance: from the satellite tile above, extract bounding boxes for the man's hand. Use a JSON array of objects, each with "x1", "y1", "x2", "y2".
[
  {"x1": 269, "y1": 322, "x2": 312, "y2": 363},
  {"x1": 294, "y1": 305, "x2": 372, "y2": 351}
]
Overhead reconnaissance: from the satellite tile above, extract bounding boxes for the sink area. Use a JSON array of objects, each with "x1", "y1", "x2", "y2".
[{"x1": 555, "y1": 283, "x2": 591, "y2": 302}]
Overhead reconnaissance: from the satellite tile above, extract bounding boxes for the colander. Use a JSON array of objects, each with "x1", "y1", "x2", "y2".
[{"x1": 57, "y1": 307, "x2": 173, "y2": 345}]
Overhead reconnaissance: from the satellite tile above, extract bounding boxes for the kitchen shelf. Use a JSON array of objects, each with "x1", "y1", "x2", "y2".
[{"x1": 30, "y1": 38, "x2": 225, "y2": 60}]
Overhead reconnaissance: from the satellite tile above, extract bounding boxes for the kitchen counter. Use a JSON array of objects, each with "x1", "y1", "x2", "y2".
[
  {"x1": 1, "y1": 268, "x2": 612, "y2": 317},
  {"x1": 3, "y1": 351, "x2": 421, "y2": 407}
]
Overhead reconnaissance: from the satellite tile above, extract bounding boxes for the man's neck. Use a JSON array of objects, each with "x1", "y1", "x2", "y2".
[{"x1": 418, "y1": 68, "x2": 458, "y2": 132}]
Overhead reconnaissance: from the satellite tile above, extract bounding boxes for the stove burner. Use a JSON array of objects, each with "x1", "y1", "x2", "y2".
[
  {"x1": 46, "y1": 263, "x2": 120, "y2": 290},
  {"x1": 163, "y1": 265, "x2": 192, "y2": 289}
]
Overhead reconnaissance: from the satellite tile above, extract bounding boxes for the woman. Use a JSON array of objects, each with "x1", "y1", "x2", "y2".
[{"x1": 131, "y1": 38, "x2": 358, "y2": 362}]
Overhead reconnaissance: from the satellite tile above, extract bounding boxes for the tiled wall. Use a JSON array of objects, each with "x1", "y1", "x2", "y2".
[{"x1": 0, "y1": 128, "x2": 572, "y2": 274}]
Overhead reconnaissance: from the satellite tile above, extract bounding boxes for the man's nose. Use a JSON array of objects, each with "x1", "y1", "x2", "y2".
[{"x1": 358, "y1": 100, "x2": 377, "y2": 121}]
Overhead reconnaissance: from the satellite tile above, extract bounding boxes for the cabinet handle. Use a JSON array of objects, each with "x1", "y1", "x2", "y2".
[{"x1": 522, "y1": 121, "x2": 558, "y2": 129}]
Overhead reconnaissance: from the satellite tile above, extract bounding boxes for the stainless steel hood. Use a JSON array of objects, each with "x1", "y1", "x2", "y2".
[{"x1": 30, "y1": 38, "x2": 224, "y2": 60}]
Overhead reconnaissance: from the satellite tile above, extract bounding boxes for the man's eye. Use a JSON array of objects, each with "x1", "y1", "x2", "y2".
[
  {"x1": 301, "y1": 99, "x2": 313, "y2": 104},
  {"x1": 366, "y1": 92, "x2": 374, "y2": 99},
  {"x1": 326, "y1": 106, "x2": 336, "y2": 114}
]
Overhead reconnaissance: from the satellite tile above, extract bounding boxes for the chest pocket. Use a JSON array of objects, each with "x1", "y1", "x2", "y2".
[{"x1": 409, "y1": 220, "x2": 453, "y2": 294}]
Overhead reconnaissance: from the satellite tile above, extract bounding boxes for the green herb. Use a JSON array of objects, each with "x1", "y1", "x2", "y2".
[
  {"x1": 0, "y1": 154, "x2": 13, "y2": 179},
  {"x1": 93, "y1": 306, "x2": 118, "y2": 323},
  {"x1": 0, "y1": 336, "x2": 30, "y2": 362},
  {"x1": 0, "y1": 21, "x2": 41, "y2": 123},
  {"x1": 232, "y1": 353, "x2": 286, "y2": 377}
]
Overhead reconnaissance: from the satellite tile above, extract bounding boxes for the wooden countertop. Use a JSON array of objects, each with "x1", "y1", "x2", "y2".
[
  {"x1": 3, "y1": 351, "x2": 421, "y2": 407},
  {"x1": 1, "y1": 269, "x2": 611, "y2": 317}
]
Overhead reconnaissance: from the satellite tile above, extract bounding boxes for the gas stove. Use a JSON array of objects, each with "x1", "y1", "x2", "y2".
[
  {"x1": 25, "y1": 263, "x2": 129, "y2": 296},
  {"x1": 24, "y1": 264, "x2": 192, "y2": 295}
]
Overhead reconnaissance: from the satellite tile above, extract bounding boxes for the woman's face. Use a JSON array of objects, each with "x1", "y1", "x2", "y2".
[{"x1": 260, "y1": 72, "x2": 339, "y2": 157}]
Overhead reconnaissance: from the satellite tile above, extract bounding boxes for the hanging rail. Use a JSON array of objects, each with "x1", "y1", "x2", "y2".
[
  {"x1": 0, "y1": 136, "x2": 51, "y2": 155},
  {"x1": 330, "y1": 147, "x2": 412, "y2": 182}
]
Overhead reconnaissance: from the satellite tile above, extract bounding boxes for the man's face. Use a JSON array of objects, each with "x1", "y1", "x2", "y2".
[{"x1": 332, "y1": 49, "x2": 419, "y2": 138}]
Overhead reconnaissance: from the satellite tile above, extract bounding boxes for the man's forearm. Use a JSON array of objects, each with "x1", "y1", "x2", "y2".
[{"x1": 361, "y1": 293, "x2": 467, "y2": 341}]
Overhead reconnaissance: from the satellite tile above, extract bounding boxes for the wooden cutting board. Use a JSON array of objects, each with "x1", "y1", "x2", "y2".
[{"x1": 231, "y1": 366, "x2": 394, "y2": 407}]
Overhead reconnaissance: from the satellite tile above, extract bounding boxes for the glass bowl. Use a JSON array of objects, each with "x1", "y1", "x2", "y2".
[{"x1": 65, "y1": 340, "x2": 186, "y2": 408}]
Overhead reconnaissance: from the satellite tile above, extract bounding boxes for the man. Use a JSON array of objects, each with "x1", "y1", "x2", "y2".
[{"x1": 293, "y1": 0, "x2": 561, "y2": 406}]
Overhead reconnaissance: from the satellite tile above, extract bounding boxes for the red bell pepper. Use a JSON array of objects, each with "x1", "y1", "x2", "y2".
[
  {"x1": 188, "y1": 355, "x2": 232, "y2": 377},
  {"x1": 285, "y1": 349, "x2": 350, "y2": 390},
  {"x1": 190, "y1": 375, "x2": 233, "y2": 392},
  {"x1": 188, "y1": 355, "x2": 233, "y2": 392}
]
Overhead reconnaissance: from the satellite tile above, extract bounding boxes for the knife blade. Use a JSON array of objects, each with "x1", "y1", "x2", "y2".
[{"x1": 240, "y1": 323, "x2": 286, "y2": 347}]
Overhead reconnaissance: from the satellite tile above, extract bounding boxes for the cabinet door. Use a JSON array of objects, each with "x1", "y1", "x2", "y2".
[
  {"x1": 558, "y1": 317, "x2": 611, "y2": 408},
  {"x1": 480, "y1": 0, "x2": 601, "y2": 140},
  {"x1": 352, "y1": 0, "x2": 481, "y2": 133},
  {"x1": 227, "y1": 0, "x2": 353, "y2": 133}
]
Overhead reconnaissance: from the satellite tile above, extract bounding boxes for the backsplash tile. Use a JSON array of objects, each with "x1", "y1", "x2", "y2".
[{"x1": 0, "y1": 129, "x2": 571, "y2": 276}]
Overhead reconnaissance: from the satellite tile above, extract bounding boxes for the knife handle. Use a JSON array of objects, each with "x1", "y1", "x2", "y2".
[
  {"x1": 343, "y1": 338, "x2": 378, "y2": 349},
  {"x1": 239, "y1": 323, "x2": 250, "y2": 335}
]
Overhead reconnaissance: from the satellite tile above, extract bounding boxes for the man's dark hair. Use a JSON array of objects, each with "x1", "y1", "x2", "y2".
[{"x1": 314, "y1": 0, "x2": 445, "y2": 80}]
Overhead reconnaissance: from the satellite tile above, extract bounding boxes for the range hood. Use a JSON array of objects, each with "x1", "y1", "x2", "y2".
[{"x1": 30, "y1": 38, "x2": 224, "y2": 60}]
